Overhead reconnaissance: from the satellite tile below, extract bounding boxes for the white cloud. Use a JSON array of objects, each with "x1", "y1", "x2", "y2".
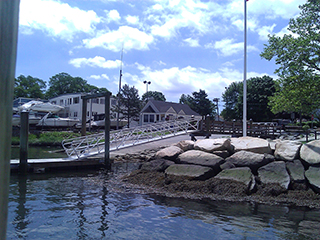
[
  {"x1": 106, "y1": 9, "x2": 121, "y2": 22},
  {"x1": 126, "y1": 15, "x2": 139, "y2": 25},
  {"x1": 213, "y1": 38, "x2": 258, "y2": 57},
  {"x1": 89, "y1": 74, "x2": 110, "y2": 80},
  {"x1": 69, "y1": 56, "x2": 121, "y2": 68},
  {"x1": 183, "y1": 38, "x2": 200, "y2": 47},
  {"x1": 83, "y1": 26, "x2": 154, "y2": 52},
  {"x1": 19, "y1": 0, "x2": 100, "y2": 41}
]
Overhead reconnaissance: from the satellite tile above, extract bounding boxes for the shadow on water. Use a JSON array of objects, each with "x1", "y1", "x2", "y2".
[{"x1": 7, "y1": 164, "x2": 320, "y2": 240}]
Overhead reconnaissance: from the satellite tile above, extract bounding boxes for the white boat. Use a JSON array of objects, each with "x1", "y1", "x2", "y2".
[
  {"x1": 75, "y1": 113, "x2": 128, "y2": 129},
  {"x1": 12, "y1": 113, "x2": 42, "y2": 126},
  {"x1": 18, "y1": 100, "x2": 64, "y2": 113},
  {"x1": 37, "y1": 113, "x2": 79, "y2": 128}
]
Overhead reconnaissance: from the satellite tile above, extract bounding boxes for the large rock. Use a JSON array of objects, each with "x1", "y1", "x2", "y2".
[
  {"x1": 155, "y1": 146, "x2": 183, "y2": 162},
  {"x1": 165, "y1": 164, "x2": 214, "y2": 180},
  {"x1": 300, "y1": 140, "x2": 320, "y2": 165},
  {"x1": 258, "y1": 161, "x2": 291, "y2": 189},
  {"x1": 140, "y1": 159, "x2": 175, "y2": 172},
  {"x1": 215, "y1": 167, "x2": 256, "y2": 193},
  {"x1": 194, "y1": 138, "x2": 232, "y2": 152},
  {"x1": 230, "y1": 137, "x2": 272, "y2": 154},
  {"x1": 177, "y1": 150, "x2": 225, "y2": 172},
  {"x1": 286, "y1": 160, "x2": 305, "y2": 183},
  {"x1": 274, "y1": 140, "x2": 301, "y2": 161},
  {"x1": 225, "y1": 151, "x2": 274, "y2": 174},
  {"x1": 305, "y1": 166, "x2": 320, "y2": 193},
  {"x1": 172, "y1": 140, "x2": 194, "y2": 151}
]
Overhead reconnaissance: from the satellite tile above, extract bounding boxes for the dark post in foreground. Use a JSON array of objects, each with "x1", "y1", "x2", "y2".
[
  {"x1": 19, "y1": 111, "x2": 29, "y2": 174},
  {"x1": 0, "y1": 1, "x2": 20, "y2": 239}
]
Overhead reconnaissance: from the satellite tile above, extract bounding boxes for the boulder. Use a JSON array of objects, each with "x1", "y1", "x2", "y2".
[
  {"x1": 274, "y1": 140, "x2": 301, "y2": 161},
  {"x1": 215, "y1": 167, "x2": 256, "y2": 193},
  {"x1": 230, "y1": 137, "x2": 272, "y2": 154},
  {"x1": 165, "y1": 164, "x2": 214, "y2": 180},
  {"x1": 177, "y1": 150, "x2": 225, "y2": 172},
  {"x1": 213, "y1": 150, "x2": 231, "y2": 159},
  {"x1": 258, "y1": 161, "x2": 291, "y2": 189},
  {"x1": 286, "y1": 160, "x2": 305, "y2": 183},
  {"x1": 155, "y1": 146, "x2": 183, "y2": 162},
  {"x1": 194, "y1": 138, "x2": 232, "y2": 152},
  {"x1": 300, "y1": 140, "x2": 320, "y2": 165},
  {"x1": 172, "y1": 140, "x2": 194, "y2": 151},
  {"x1": 305, "y1": 166, "x2": 320, "y2": 193},
  {"x1": 225, "y1": 151, "x2": 273, "y2": 174},
  {"x1": 140, "y1": 159, "x2": 175, "y2": 172},
  {"x1": 220, "y1": 161, "x2": 236, "y2": 170}
]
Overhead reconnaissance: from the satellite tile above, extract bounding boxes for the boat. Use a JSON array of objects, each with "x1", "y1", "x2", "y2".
[
  {"x1": 75, "y1": 113, "x2": 128, "y2": 130},
  {"x1": 37, "y1": 113, "x2": 80, "y2": 128},
  {"x1": 12, "y1": 113, "x2": 43, "y2": 126},
  {"x1": 18, "y1": 100, "x2": 64, "y2": 113}
]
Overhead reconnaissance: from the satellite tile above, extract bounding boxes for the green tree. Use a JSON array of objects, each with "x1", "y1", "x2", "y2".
[
  {"x1": 221, "y1": 76, "x2": 276, "y2": 122},
  {"x1": 142, "y1": 91, "x2": 166, "y2": 102},
  {"x1": 221, "y1": 82, "x2": 242, "y2": 121},
  {"x1": 260, "y1": 0, "x2": 320, "y2": 117},
  {"x1": 112, "y1": 84, "x2": 141, "y2": 127},
  {"x1": 46, "y1": 72, "x2": 97, "y2": 98},
  {"x1": 14, "y1": 75, "x2": 46, "y2": 99},
  {"x1": 180, "y1": 90, "x2": 215, "y2": 118}
]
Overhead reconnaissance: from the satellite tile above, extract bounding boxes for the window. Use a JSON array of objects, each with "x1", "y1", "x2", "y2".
[
  {"x1": 111, "y1": 99, "x2": 117, "y2": 106},
  {"x1": 92, "y1": 99, "x2": 99, "y2": 104},
  {"x1": 68, "y1": 98, "x2": 72, "y2": 105},
  {"x1": 60, "y1": 99, "x2": 63, "y2": 105},
  {"x1": 100, "y1": 98, "x2": 105, "y2": 104},
  {"x1": 73, "y1": 97, "x2": 79, "y2": 104},
  {"x1": 144, "y1": 115, "x2": 148, "y2": 122},
  {"x1": 150, "y1": 115, "x2": 155, "y2": 122},
  {"x1": 156, "y1": 115, "x2": 160, "y2": 121},
  {"x1": 74, "y1": 112, "x2": 78, "y2": 117}
]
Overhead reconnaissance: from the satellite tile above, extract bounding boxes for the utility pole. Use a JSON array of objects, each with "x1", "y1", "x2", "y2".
[
  {"x1": 116, "y1": 46, "x2": 124, "y2": 130},
  {"x1": 243, "y1": 0, "x2": 248, "y2": 136}
]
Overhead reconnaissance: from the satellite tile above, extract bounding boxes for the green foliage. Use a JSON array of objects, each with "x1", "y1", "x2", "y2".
[
  {"x1": 261, "y1": 0, "x2": 320, "y2": 116},
  {"x1": 45, "y1": 72, "x2": 102, "y2": 98},
  {"x1": 142, "y1": 91, "x2": 166, "y2": 102},
  {"x1": 112, "y1": 84, "x2": 141, "y2": 127},
  {"x1": 179, "y1": 90, "x2": 215, "y2": 117},
  {"x1": 14, "y1": 75, "x2": 46, "y2": 99},
  {"x1": 221, "y1": 76, "x2": 276, "y2": 121}
]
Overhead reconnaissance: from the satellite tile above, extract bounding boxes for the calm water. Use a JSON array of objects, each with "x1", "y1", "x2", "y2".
[
  {"x1": 11, "y1": 146, "x2": 67, "y2": 159},
  {"x1": 7, "y1": 166, "x2": 320, "y2": 240}
]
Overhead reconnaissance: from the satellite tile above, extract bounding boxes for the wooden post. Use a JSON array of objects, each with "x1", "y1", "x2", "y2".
[
  {"x1": 0, "y1": 0, "x2": 20, "y2": 239},
  {"x1": 19, "y1": 111, "x2": 29, "y2": 174},
  {"x1": 104, "y1": 92, "x2": 111, "y2": 169}
]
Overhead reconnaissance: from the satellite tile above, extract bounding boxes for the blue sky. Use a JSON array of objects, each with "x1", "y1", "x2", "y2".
[{"x1": 16, "y1": 0, "x2": 306, "y2": 106}]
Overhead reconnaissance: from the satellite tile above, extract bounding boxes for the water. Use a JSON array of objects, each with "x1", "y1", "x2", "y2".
[
  {"x1": 11, "y1": 146, "x2": 67, "y2": 159},
  {"x1": 7, "y1": 167, "x2": 320, "y2": 240}
]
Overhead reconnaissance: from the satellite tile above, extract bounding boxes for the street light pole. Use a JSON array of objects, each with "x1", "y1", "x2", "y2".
[{"x1": 143, "y1": 80, "x2": 151, "y2": 102}]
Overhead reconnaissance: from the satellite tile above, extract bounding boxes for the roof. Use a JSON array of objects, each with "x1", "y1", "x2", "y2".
[{"x1": 141, "y1": 100, "x2": 200, "y2": 116}]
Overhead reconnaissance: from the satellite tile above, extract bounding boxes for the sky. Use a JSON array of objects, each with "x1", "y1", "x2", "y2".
[{"x1": 16, "y1": 0, "x2": 306, "y2": 107}]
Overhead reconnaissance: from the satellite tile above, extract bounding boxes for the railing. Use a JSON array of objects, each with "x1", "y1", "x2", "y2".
[{"x1": 62, "y1": 118, "x2": 200, "y2": 160}]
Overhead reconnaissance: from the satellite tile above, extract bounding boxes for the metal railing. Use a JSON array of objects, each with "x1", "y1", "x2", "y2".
[{"x1": 62, "y1": 118, "x2": 200, "y2": 160}]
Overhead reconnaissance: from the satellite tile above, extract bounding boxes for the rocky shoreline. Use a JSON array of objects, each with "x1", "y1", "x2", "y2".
[{"x1": 111, "y1": 137, "x2": 320, "y2": 209}]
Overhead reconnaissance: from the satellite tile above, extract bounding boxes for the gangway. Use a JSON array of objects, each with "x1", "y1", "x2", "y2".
[{"x1": 62, "y1": 118, "x2": 201, "y2": 160}]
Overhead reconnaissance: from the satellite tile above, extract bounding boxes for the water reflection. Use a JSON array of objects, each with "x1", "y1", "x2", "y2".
[{"x1": 7, "y1": 168, "x2": 320, "y2": 240}]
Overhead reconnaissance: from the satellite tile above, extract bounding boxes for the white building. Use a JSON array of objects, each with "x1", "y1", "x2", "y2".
[{"x1": 49, "y1": 93, "x2": 118, "y2": 121}]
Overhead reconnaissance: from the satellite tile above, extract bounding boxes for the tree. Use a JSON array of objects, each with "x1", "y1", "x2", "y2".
[
  {"x1": 221, "y1": 76, "x2": 276, "y2": 122},
  {"x1": 141, "y1": 91, "x2": 166, "y2": 102},
  {"x1": 221, "y1": 82, "x2": 242, "y2": 121},
  {"x1": 179, "y1": 90, "x2": 215, "y2": 118},
  {"x1": 260, "y1": 0, "x2": 320, "y2": 117},
  {"x1": 14, "y1": 75, "x2": 46, "y2": 99},
  {"x1": 46, "y1": 72, "x2": 98, "y2": 98},
  {"x1": 112, "y1": 84, "x2": 141, "y2": 128}
]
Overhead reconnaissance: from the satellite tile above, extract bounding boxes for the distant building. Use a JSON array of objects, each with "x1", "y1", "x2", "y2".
[
  {"x1": 49, "y1": 93, "x2": 118, "y2": 120},
  {"x1": 140, "y1": 100, "x2": 201, "y2": 124}
]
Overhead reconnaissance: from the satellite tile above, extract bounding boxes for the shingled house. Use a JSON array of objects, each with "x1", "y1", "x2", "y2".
[{"x1": 140, "y1": 100, "x2": 201, "y2": 124}]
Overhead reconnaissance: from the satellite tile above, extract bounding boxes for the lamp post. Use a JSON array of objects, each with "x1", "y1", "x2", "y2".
[{"x1": 143, "y1": 80, "x2": 151, "y2": 102}]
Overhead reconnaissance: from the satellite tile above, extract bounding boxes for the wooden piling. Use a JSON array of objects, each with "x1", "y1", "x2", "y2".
[
  {"x1": 0, "y1": 1, "x2": 20, "y2": 239},
  {"x1": 19, "y1": 111, "x2": 29, "y2": 174}
]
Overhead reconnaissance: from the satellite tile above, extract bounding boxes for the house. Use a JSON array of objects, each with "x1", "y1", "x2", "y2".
[
  {"x1": 49, "y1": 93, "x2": 118, "y2": 120},
  {"x1": 140, "y1": 100, "x2": 201, "y2": 124}
]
